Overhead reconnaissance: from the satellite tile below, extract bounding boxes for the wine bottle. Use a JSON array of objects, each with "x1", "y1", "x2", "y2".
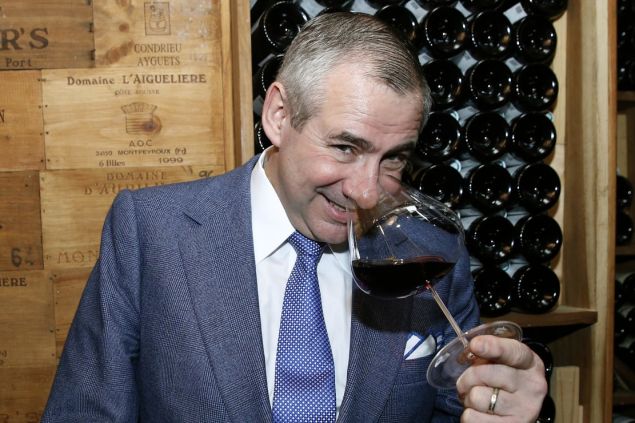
[
  {"x1": 462, "y1": 111, "x2": 510, "y2": 162},
  {"x1": 513, "y1": 162, "x2": 561, "y2": 212},
  {"x1": 512, "y1": 264, "x2": 560, "y2": 313},
  {"x1": 459, "y1": 0, "x2": 507, "y2": 13},
  {"x1": 467, "y1": 10, "x2": 513, "y2": 60},
  {"x1": 465, "y1": 163, "x2": 513, "y2": 213},
  {"x1": 615, "y1": 311, "x2": 629, "y2": 344},
  {"x1": 511, "y1": 64, "x2": 559, "y2": 112},
  {"x1": 617, "y1": 272, "x2": 635, "y2": 303},
  {"x1": 466, "y1": 215, "x2": 515, "y2": 264},
  {"x1": 314, "y1": 0, "x2": 354, "y2": 8},
  {"x1": 472, "y1": 266, "x2": 514, "y2": 317},
  {"x1": 536, "y1": 394, "x2": 556, "y2": 423},
  {"x1": 616, "y1": 277, "x2": 626, "y2": 306},
  {"x1": 412, "y1": 0, "x2": 459, "y2": 8},
  {"x1": 422, "y1": 60, "x2": 466, "y2": 111},
  {"x1": 618, "y1": 0, "x2": 635, "y2": 16},
  {"x1": 251, "y1": 0, "x2": 274, "y2": 28},
  {"x1": 509, "y1": 112, "x2": 556, "y2": 161},
  {"x1": 520, "y1": 0, "x2": 568, "y2": 21},
  {"x1": 616, "y1": 209, "x2": 634, "y2": 246},
  {"x1": 522, "y1": 338, "x2": 554, "y2": 381},
  {"x1": 618, "y1": 58, "x2": 635, "y2": 91},
  {"x1": 418, "y1": 6, "x2": 468, "y2": 59},
  {"x1": 413, "y1": 163, "x2": 464, "y2": 208},
  {"x1": 366, "y1": 0, "x2": 407, "y2": 8},
  {"x1": 252, "y1": 54, "x2": 284, "y2": 101},
  {"x1": 514, "y1": 213, "x2": 563, "y2": 263},
  {"x1": 617, "y1": 302, "x2": 635, "y2": 332},
  {"x1": 374, "y1": 5, "x2": 419, "y2": 49},
  {"x1": 616, "y1": 336, "x2": 635, "y2": 369},
  {"x1": 465, "y1": 59, "x2": 513, "y2": 111},
  {"x1": 251, "y1": 1, "x2": 309, "y2": 67},
  {"x1": 512, "y1": 15, "x2": 558, "y2": 64},
  {"x1": 617, "y1": 174, "x2": 634, "y2": 209},
  {"x1": 254, "y1": 119, "x2": 272, "y2": 153},
  {"x1": 417, "y1": 112, "x2": 462, "y2": 162}
]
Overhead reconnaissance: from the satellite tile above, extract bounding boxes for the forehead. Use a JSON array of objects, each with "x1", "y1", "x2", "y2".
[{"x1": 316, "y1": 64, "x2": 424, "y2": 136}]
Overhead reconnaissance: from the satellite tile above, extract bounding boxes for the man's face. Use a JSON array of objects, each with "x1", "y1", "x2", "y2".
[{"x1": 264, "y1": 63, "x2": 423, "y2": 245}]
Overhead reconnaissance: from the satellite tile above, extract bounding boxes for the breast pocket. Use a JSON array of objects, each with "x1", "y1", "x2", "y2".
[{"x1": 394, "y1": 354, "x2": 434, "y2": 386}]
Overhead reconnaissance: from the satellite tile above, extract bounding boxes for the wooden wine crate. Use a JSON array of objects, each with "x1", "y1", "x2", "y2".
[
  {"x1": 41, "y1": 66, "x2": 226, "y2": 170},
  {"x1": 0, "y1": 71, "x2": 45, "y2": 171},
  {"x1": 0, "y1": 0, "x2": 93, "y2": 70},
  {"x1": 40, "y1": 165, "x2": 221, "y2": 270},
  {"x1": 0, "y1": 270, "x2": 55, "y2": 368},
  {"x1": 93, "y1": 0, "x2": 221, "y2": 69},
  {"x1": 0, "y1": 366, "x2": 56, "y2": 423},
  {"x1": 51, "y1": 268, "x2": 91, "y2": 358},
  {"x1": 0, "y1": 171, "x2": 43, "y2": 271}
]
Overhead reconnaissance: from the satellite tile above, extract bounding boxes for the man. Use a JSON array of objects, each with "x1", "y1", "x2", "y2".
[{"x1": 43, "y1": 12, "x2": 546, "y2": 422}]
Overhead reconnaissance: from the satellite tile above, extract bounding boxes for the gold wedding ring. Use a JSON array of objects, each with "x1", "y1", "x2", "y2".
[{"x1": 487, "y1": 387, "x2": 500, "y2": 414}]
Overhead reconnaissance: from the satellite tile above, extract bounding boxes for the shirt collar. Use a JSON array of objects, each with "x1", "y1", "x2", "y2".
[
  {"x1": 251, "y1": 149, "x2": 295, "y2": 264},
  {"x1": 250, "y1": 149, "x2": 352, "y2": 273}
]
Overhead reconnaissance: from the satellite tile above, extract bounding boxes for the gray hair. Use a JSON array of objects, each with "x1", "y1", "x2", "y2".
[{"x1": 276, "y1": 11, "x2": 432, "y2": 131}]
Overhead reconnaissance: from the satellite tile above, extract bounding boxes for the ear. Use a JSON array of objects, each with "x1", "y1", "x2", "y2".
[{"x1": 260, "y1": 81, "x2": 289, "y2": 147}]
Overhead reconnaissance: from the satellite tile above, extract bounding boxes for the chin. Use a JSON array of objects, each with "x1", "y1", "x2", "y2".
[{"x1": 313, "y1": 225, "x2": 348, "y2": 245}]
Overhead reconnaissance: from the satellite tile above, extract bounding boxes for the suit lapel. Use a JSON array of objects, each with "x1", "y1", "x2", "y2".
[
  {"x1": 178, "y1": 158, "x2": 272, "y2": 422},
  {"x1": 176, "y1": 156, "x2": 413, "y2": 422},
  {"x1": 338, "y1": 287, "x2": 413, "y2": 421}
]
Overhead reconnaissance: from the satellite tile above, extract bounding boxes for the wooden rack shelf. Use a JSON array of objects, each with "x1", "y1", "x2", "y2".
[
  {"x1": 615, "y1": 357, "x2": 635, "y2": 407},
  {"x1": 617, "y1": 245, "x2": 635, "y2": 256},
  {"x1": 483, "y1": 306, "x2": 597, "y2": 328},
  {"x1": 618, "y1": 91, "x2": 635, "y2": 103},
  {"x1": 614, "y1": 391, "x2": 635, "y2": 406}
]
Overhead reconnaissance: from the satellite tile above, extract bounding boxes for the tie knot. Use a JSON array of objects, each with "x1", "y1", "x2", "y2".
[{"x1": 288, "y1": 231, "x2": 324, "y2": 258}]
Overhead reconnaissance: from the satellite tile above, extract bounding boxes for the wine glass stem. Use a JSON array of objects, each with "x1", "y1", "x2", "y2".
[{"x1": 428, "y1": 284, "x2": 469, "y2": 349}]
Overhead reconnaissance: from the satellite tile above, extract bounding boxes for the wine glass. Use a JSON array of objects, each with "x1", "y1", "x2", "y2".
[{"x1": 347, "y1": 179, "x2": 522, "y2": 389}]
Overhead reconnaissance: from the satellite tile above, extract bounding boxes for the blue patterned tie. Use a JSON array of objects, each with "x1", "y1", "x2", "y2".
[{"x1": 272, "y1": 231, "x2": 336, "y2": 423}]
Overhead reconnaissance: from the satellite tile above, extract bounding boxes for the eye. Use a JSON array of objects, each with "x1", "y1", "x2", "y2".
[
  {"x1": 382, "y1": 152, "x2": 411, "y2": 170},
  {"x1": 333, "y1": 144, "x2": 355, "y2": 154}
]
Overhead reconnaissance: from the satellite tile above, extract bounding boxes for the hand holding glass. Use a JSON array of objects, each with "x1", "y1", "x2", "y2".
[{"x1": 347, "y1": 179, "x2": 521, "y2": 389}]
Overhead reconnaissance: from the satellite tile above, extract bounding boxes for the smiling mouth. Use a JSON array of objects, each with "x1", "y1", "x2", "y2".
[{"x1": 327, "y1": 197, "x2": 348, "y2": 212}]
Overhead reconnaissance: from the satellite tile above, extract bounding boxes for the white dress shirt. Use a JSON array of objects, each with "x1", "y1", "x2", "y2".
[{"x1": 250, "y1": 151, "x2": 352, "y2": 415}]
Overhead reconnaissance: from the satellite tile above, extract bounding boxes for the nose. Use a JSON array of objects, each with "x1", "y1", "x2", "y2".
[{"x1": 343, "y1": 166, "x2": 381, "y2": 210}]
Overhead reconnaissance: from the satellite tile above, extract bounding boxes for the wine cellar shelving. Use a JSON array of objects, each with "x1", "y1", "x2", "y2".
[
  {"x1": 0, "y1": 1, "x2": 616, "y2": 422},
  {"x1": 244, "y1": 1, "x2": 615, "y2": 422}
]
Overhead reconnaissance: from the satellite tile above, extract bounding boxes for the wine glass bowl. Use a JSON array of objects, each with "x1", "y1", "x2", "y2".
[
  {"x1": 348, "y1": 182, "x2": 464, "y2": 299},
  {"x1": 347, "y1": 179, "x2": 523, "y2": 389}
]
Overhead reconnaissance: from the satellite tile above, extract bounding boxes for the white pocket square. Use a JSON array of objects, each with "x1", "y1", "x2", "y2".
[{"x1": 404, "y1": 333, "x2": 436, "y2": 360}]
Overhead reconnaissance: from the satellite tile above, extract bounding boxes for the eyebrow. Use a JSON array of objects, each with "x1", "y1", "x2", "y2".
[
  {"x1": 329, "y1": 131, "x2": 373, "y2": 151},
  {"x1": 329, "y1": 131, "x2": 416, "y2": 156}
]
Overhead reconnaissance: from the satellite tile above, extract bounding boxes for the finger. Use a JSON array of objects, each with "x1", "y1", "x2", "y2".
[
  {"x1": 462, "y1": 386, "x2": 509, "y2": 416},
  {"x1": 460, "y1": 407, "x2": 503, "y2": 423},
  {"x1": 456, "y1": 353, "x2": 546, "y2": 396},
  {"x1": 469, "y1": 335, "x2": 536, "y2": 369},
  {"x1": 457, "y1": 362, "x2": 519, "y2": 394}
]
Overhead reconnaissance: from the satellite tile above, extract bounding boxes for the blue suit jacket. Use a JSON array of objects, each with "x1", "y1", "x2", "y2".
[{"x1": 42, "y1": 156, "x2": 480, "y2": 422}]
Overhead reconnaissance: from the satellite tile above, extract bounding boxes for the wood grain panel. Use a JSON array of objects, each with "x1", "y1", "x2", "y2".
[
  {"x1": 40, "y1": 165, "x2": 221, "y2": 269},
  {"x1": 0, "y1": 71, "x2": 45, "y2": 170},
  {"x1": 93, "y1": 0, "x2": 221, "y2": 69},
  {"x1": 0, "y1": 0, "x2": 93, "y2": 70},
  {"x1": 0, "y1": 172, "x2": 43, "y2": 271},
  {"x1": 0, "y1": 270, "x2": 55, "y2": 368},
  {"x1": 0, "y1": 366, "x2": 56, "y2": 423},
  {"x1": 42, "y1": 66, "x2": 225, "y2": 170},
  {"x1": 51, "y1": 268, "x2": 91, "y2": 358}
]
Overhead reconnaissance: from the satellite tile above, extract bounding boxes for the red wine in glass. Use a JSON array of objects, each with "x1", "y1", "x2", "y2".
[{"x1": 352, "y1": 256, "x2": 456, "y2": 298}]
